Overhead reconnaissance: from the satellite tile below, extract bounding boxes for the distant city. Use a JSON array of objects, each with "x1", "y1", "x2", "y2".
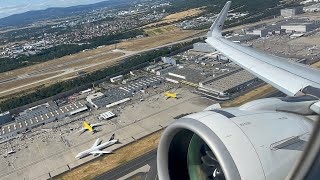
[{"x1": 0, "y1": 1, "x2": 170, "y2": 58}]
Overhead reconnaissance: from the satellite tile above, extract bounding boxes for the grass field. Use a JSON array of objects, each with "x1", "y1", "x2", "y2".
[
  {"x1": 0, "y1": 52, "x2": 123, "y2": 99},
  {"x1": 117, "y1": 30, "x2": 200, "y2": 51},
  {"x1": 144, "y1": 7, "x2": 205, "y2": 28},
  {"x1": 0, "y1": 27, "x2": 200, "y2": 99},
  {"x1": 0, "y1": 46, "x2": 117, "y2": 81},
  {"x1": 0, "y1": 72, "x2": 62, "y2": 92},
  {"x1": 313, "y1": 61, "x2": 320, "y2": 68},
  {"x1": 144, "y1": 25, "x2": 179, "y2": 36}
]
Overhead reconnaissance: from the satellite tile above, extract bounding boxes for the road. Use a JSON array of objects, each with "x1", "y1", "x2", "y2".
[{"x1": 94, "y1": 149, "x2": 158, "y2": 180}]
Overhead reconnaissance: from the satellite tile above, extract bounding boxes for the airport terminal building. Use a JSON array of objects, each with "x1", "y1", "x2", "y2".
[{"x1": 0, "y1": 101, "x2": 88, "y2": 141}]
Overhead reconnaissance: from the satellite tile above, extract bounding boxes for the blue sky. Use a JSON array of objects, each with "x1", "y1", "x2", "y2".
[{"x1": 0, "y1": 0, "x2": 108, "y2": 19}]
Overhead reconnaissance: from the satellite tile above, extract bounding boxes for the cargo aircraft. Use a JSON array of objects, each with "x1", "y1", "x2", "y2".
[
  {"x1": 78, "y1": 121, "x2": 105, "y2": 135},
  {"x1": 75, "y1": 133, "x2": 118, "y2": 159}
]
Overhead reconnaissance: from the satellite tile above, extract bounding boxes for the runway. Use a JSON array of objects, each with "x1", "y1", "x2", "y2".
[{"x1": 94, "y1": 149, "x2": 158, "y2": 180}]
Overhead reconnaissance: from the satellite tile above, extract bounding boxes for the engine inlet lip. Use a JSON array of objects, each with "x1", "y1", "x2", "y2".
[{"x1": 157, "y1": 117, "x2": 241, "y2": 180}]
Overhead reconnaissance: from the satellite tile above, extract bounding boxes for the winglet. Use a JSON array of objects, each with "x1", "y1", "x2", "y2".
[{"x1": 208, "y1": 1, "x2": 231, "y2": 37}]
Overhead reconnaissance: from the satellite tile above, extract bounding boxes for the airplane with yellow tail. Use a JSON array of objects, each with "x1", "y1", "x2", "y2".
[
  {"x1": 78, "y1": 121, "x2": 105, "y2": 135},
  {"x1": 165, "y1": 91, "x2": 178, "y2": 99}
]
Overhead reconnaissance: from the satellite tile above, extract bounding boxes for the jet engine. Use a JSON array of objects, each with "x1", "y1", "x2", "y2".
[{"x1": 157, "y1": 97, "x2": 316, "y2": 180}]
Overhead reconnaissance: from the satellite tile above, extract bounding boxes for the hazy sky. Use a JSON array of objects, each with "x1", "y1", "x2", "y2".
[{"x1": 0, "y1": 0, "x2": 109, "y2": 19}]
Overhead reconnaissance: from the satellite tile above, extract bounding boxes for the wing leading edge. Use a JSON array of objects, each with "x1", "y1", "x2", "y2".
[{"x1": 206, "y1": 1, "x2": 320, "y2": 97}]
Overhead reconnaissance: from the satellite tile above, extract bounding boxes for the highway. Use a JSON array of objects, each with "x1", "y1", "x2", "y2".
[{"x1": 94, "y1": 149, "x2": 158, "y2": 180}]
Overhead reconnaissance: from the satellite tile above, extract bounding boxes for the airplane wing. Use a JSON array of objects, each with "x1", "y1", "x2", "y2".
[
  {"x1": 205, "y1": 1, "x2": 320, "y2": 97},
  {"x1": 90, "y1": 150, "x2": 113, "y2": 156},
  {"x1": 91, "y1": 138, "x2": 102, "y2": 148},
  {"x1": 77, "y1": 128, "x2": 87, "y2": 135},
  {"x1": 90, "y1": 122, "x2": 105, "y2": 128}
]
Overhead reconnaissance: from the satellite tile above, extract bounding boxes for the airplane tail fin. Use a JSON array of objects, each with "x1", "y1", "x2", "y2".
[
  {"x1": 208, "y1": 1, "x2": 231, "y2": 37},
  {"x1": 109, "y1": 133, "x2": 115, "y2": 141},
  {"x1": 84, "y1": 121, "x2": 93, "y2": 131}
]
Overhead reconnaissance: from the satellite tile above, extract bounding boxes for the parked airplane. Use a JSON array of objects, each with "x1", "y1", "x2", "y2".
[
  {"x1": 75, "y1": 133, "x2": 118, "y2": 159},
  {"x1": 157, "y1": 1, "x2": 320, "y2": 180},
  {"x1": 165, "y1": 91, "x2": 178, "y2": 99},
  {"x1": 78, "y1": 121, "x2": 105, "y2": 135}
]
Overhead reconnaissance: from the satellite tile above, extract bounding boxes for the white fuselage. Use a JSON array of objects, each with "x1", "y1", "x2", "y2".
[{"x1": 75, "y1": 139, "x2": 118, "y2": 159}]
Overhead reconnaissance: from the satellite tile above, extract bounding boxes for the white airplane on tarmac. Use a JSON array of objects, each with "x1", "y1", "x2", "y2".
[{"x1": 75, "y1": 133, "x2": 119, "y2": 159}]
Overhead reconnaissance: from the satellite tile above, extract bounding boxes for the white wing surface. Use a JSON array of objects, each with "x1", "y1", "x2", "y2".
[
  {"x1": 91, "y1": 138, "x2": 102, "y2": 148},
  {"x1": 90, "y1": 122, "x2": 105, "y2": 128},
  {"x1": 90, "y1": 150, "x2": 112, "y2": 155},
  {"x1": 77, "y1": 128, "x2": 87, "y2": 135},
  {"x1": 205, "y1": 1, "x2": 320, "y2": 97}
]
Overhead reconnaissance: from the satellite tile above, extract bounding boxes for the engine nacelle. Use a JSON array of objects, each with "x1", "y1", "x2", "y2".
[{"x1": 157, "y1": 108, "x2": 313, "y2": 180}]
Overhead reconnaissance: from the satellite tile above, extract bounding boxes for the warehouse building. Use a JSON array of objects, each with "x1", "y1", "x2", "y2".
[
  {"x1": 193, "y1": 42, "x2": 216, "y2": 53},
  {"x1": 98, "y1": 111, "x2": 116, "y2": 120},
  {"x1": 198, "y1": 69, "x2": 258, "y2": 98},
  {"x1": 86, "y1": 92, "x2": 104, "y2": 108},
  {"x1": 226, "y1": 34, "x2": 259, "y2": 42},
  {"x1": 162, "y1": 57, "x2": 177, "y2": 65},
  {"x1": 247, "y1": 19, "x2": 312, "y2": 37},
  {"x1": 167, "y1": 67, "x2": 210, "y2": 87},
  {"x1": 248, "y1": 28, "x2": 270, "y2": 37},
  {"x1": 110, "y1": 75, "x2": 124, "y2": 83},
  {"x1": 15, "y1": 102, "x2": 58, "y2": 122},
  {"x1": 156, "y1": 66, "x2": 177, "y2": 76},
  {"x1": 0, "y1": 101, "x2": 88, "y2": 141},
  {"x1": 92, "y1": 76, "x2": 164, "y2": 108},
  {"x1": 0, "y1": 112, "x2": 12, "y2": 126},
  {"x1": 120, "y1": 76, "x2": 164, "y2": 94},
  {"x1": 92, "y1": 89, "x2": 131, "y2": 109},
  {"x1": 281, "y1": 22, "x2": 316, "y2": 33},
  {"x1": 281, "y1": 7, "x2": 303, "y2": 17}
]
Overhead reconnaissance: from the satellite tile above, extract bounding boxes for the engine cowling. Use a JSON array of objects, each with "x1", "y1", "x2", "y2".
[{"x1": 157, "y1": 107, "x2": 313, "y2": 180}]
